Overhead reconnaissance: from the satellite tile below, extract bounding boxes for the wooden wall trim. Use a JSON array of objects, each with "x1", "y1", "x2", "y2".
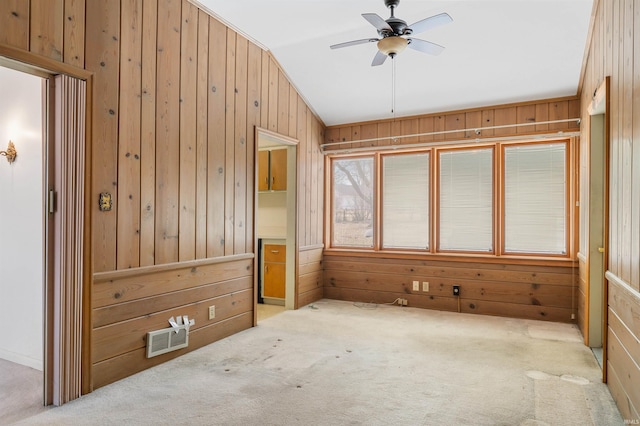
[
  {"x1": 0, "y1": 42, "x2": 91, "y2": 79},
  {"x1": 300, "y1": 243, "x2": 324, "y2": 252},
  {"x1": 328, "y1": 95, "x2": 581, "y2": 129},
  {"x1": 93, "y1": 253, "x2": 254, "y2": 282},
  {"x1": 324, "y1": 249, "x2": 577, "y2": 269}
]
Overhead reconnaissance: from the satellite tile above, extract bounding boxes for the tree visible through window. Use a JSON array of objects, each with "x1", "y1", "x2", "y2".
[{"x1": 332, "y1": 157, "x2": 374, "y2": 247}]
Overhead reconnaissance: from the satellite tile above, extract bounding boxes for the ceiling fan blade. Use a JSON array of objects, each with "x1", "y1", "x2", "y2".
[
  {"x1": 362, "y1": 13, "x2": 392, "y2": 32},
  {"x1": 407, "y1": 38, "x2": 445, "y2": 56},
  {"x1": 371, "y1": 50, "x2": 387, "y2": 66},
  {"x1": 330, "y1": 38, "x2": 379, "y2": 50},
  {"x1": 408, "y1": 12, "x2": 453, "y2": 35}
]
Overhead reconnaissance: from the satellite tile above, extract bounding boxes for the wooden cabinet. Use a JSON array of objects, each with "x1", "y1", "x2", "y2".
[
  {"x1": 263, "y1": 244, "x2": 286, "y2": 299},
  {"x1": 258, "y1": 149, "x2": 287, "y2": 191}
]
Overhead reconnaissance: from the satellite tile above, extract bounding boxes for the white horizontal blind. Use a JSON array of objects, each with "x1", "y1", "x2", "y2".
[
  {"x1": 332, "y1": 157, "x2": 375, "y2": 247},
  {"x1": 439, "y1": 149, "x2": 493, "y2": 251},
  {"x1": 504, "y1": 143, "x2": 566, "y2": 254},
  {"x1": 382, "y1": 153, "x2": 430, "y2": 249}
]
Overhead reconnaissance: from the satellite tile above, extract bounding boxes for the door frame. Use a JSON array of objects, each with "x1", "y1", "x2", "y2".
[
  {"x1": 586, "y1": 77, "x2": 610, "y2": 382},
  {"x1": 254, "y1": 127, "x2": 298, "y2": 323},
  {"x1": 0, "y1": 44, "x2": 92, "y2": 404}
]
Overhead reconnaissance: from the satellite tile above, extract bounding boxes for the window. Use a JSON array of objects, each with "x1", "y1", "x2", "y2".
[
  {"x1": 327, "y1": 139, "x2": 572, "y2": 258},
  {"x1": 504, "y1": 143, "x2": 567, "y2": 254},
  {"x1": 439, "y1": 148, "x2": 494, "y2": 252},
  {"x1": 332, "y1": 157, "x2": 374, "y2": 248},
  {"x1": 382, "y1": 153, "x2": 430, "y2": 249}
]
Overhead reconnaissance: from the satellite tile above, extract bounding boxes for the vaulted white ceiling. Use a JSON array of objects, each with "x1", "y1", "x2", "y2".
[{"x1": 196, "y1": 0, "x2": 594, "y2": 126}]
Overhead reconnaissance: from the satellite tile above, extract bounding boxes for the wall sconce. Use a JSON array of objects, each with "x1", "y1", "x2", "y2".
[{"x1": 0, "y1": 140, "x2": 17, "y2": 164}]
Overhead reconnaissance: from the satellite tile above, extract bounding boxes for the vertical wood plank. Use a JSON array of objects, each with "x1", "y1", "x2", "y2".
[
  {"x1": 260, "y1": 51, "x2": 269, "y2": 129},
  {"x1": 116, "y1": 0, "x2": 142, "y2": 269},
  {"x1": 350, "y1": 125, "x2": 361, "y2": 149},
  {"x1": 207, "y1": 16, "x2": 226, "y2": 258},
  {"x1": 316, "y1": 120, "x2": 324, "y2": 244},
  {"x1": 154, "y1": 0, "x2": 181, "y2": 265},
  {"x1": 0, "y1": 0, "x2": 30, "y2": 49},
  {"x1": 610, "y1": 0, "x2": 620, "y2": 273},
  {"x1": 418, "y1": 116, "x2": 434, "y2": 143},
  {"x1": 534, "y1": 103, "x2": 549, "y2": 132},
  {"x1": 306, "y1": 111, "x2": 314, "y2": 244},
  {"x1": 401, "y1": 118, "x2": 419, "y2": 145},
  {"x1": 310, "y1": 116, "x2": 319, "y2": 245},
  {"x1": 297, "y1": 101, "x2": 308, "y2": 246},
  {"x1": 178, "y1": 0, "x2": 198, "y2": 262},
  {"x1": 444, "y1": 113, "x2": 465, "y2": 140},
  {"x1": 30, "y1": 0, "x2": 63, "y2": 61},
  {"x1": 481, "y1": 109, "x2": 495, "y2": 136},
  {"x1": 246, "y1": 41, "x2": 262, "y2": 252},
  {"x1": 234, "y1": 35, "x2": 248, "y2": 254},
  {"x1": 632, "y1": 0, "x2": 640, "y2": 289},
  {"x1": 361, "y1": 123, "x2": 378, "y2": 149},
  {"x1": 195, "y1": 10, "x2": 209, "y2": 259},
  {"x1": 288, "y1": 87, "x2": 297, "y2": 139},
  {"x1": 224, "y1": 28, "x2": 236, "y2": 255},
  {"x1": 516, "y1": 105, "x2": 536, "y2": 134},
  {"x1": 85, "y1": 0, "x2": 120, "y2": 272},
  {"x1": 548, "y1": 100, "x2": 569, "y2": 130},
  {"x1": 139, "y1": 0, "x2": 157, "y2": 267},
  {"x1": 464, "y1": 111, "x2": 482, "y2": 139},
  {"x1": 268, "y1": 58, "x2": 279, "y2": 132},
  {"x1": 63, "y1": 0, "x2": 85, "y2": 67},
  {"x1": 619, "y1": 0, "x2": 633, "y2": 283},
  {"x1": 277, "y1": 71, "x2": 289, "y2": 135},
  {"x1": 493, "y1": 107, "x2": 517, "y2": 136}
]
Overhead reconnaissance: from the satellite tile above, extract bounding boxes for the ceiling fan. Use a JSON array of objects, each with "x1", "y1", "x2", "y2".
[{"x1": 330, "y1": 0, "x2": 453, "y2": 66}]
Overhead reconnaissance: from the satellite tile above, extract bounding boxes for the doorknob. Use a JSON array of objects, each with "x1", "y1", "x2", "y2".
[{"x1": 598, "y1": 247, "x2": 604, "y2": 253}]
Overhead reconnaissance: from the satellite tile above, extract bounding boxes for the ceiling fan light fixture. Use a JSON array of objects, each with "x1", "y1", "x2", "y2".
[{"x1": 377, "y1": 36, "x2": 408, "y2": 57}]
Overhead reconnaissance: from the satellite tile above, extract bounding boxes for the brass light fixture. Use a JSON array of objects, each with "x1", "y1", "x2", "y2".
[{"x1": 0, "y1": 140, "x2": 17, "y2": 163}]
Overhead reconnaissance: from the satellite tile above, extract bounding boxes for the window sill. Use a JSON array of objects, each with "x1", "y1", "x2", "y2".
[{"x1": 322, "y1": 248, "x2": 577, "y2": 268}]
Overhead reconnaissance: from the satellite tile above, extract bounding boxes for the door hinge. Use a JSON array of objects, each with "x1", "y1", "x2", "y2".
[{"x1": 48, "y1": 190, "x2": 57, "y2": 214}]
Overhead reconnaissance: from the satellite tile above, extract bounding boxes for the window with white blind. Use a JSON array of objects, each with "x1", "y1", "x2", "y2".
[
  {"x1": 382, "y1": 153, "x2": 430, "y2": 249},
  {"x1": 332, "y1": 156, "x2": 375, "y2": 248},
  {"x1": 327, "y1": 139, "x2": 572, "y2": 258},
  {"x1": 439, "y1": 148, "x2": 494, "y2": 252},
  {"x1": 504, "y1": 143, "x2": 567, "y2": 254}
]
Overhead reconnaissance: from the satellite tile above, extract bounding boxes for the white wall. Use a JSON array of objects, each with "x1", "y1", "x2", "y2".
[{"x1": 0, "y1": 66, "x2": 44, "y2": 370}]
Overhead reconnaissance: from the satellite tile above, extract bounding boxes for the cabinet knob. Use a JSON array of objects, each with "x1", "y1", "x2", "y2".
[{"x1": 271, "y1": 250, "x2": 279, "y2": 254}]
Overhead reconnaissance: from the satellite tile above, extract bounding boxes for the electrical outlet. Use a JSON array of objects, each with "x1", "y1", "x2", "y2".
[
  {"x1": 412, "y1": 280, "x2": 419, "y2": 291},
  {"x1": 422, "y1": 282, "x2": 429, "y2": 292},
  {"x1": 208, "y1": 305, "x2": 216, "y2": 320},
  {"x1": 402, "y1": 298, "x2": 408, "y2": 306},
  {"x1": 453, "y1": 286, "x2": 460, "y2": 296}
]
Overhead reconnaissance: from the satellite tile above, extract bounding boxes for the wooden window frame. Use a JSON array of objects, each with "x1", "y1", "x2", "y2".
[
  {"x1": 499, "y1": 139, "x2": 572, "y2": 258},
  {"x1": 380, "y1": 151, "x2": 432, "y2": 252},
  {"x1": 326, "y1": 137, "x2": 576, "y2": 262},
  {"x1": 329, "y1": 154, "x2": 377, "y2": 250}
]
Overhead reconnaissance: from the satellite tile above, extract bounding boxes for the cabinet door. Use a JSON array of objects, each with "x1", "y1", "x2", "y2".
[
  {"x1": 264, "y1": 262, "x2": 286, "y2": 298},
  {"x1": 270, "y1": 149, "x2": 287, "y2": 191},
  {"x1": 258, "y1": 150, "x2": 270, "y2": 191}
]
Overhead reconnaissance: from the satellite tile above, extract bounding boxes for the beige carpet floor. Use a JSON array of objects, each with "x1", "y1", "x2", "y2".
[{"x1": 14, "y1": 299, "x2": 623, "y2": 425}]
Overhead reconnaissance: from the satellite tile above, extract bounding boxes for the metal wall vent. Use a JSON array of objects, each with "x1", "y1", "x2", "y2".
[{"x1": 146, "y1": 325, "x2": 189, "y2": 358}]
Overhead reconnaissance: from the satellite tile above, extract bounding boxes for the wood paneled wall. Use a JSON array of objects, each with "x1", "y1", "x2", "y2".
[
  {"x1": 324, "y1": 253, "x2": 577, "y2": 323},
  {"x1": 580, "y1": 0, "x2": 640, "y2": 421},
  {"x1": 325, "y1": 97, "x2": 580, "y2": 151},
  {"x1": 322, "y1": 97, "x2": 581, "y2": 323},
  {"x1": 298, "y1": 245, "x2": 323, "y2": 308},
  {"x1": 0, "y1": 0, "x2": 324, "y2": 393}
]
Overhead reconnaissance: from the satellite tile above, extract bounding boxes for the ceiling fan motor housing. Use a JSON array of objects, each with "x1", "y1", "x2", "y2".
[{"x1": 384, "y1": 0, "x2": 400, "y2": 9}]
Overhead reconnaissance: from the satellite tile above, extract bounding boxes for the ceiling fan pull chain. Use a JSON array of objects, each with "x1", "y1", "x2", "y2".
[{"x1": 391, "y1": 57, "x2": 396, "y2": 116}]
